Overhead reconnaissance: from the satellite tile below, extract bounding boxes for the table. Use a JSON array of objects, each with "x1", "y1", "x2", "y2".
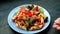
[{"x1": 0, "y1": 0, "x2": 60, "y2": 34}]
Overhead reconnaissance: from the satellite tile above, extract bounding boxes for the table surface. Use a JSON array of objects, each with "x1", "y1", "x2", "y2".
[{"x1": 0, "y1": 0, "x2": 60, "y2": 34}]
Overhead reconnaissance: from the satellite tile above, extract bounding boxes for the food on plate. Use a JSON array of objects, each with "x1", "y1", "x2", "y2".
[{"x1": 12, "y1": 4, "x2": 48, "y2": 31}]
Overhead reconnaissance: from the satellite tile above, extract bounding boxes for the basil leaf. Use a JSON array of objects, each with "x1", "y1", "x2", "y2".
[
  {"x1": 39, "y1": 8, "x2": 44, "y2": 14},
  {"x1": 13, "y1": 12, "x2": 18, "y2": 16}
]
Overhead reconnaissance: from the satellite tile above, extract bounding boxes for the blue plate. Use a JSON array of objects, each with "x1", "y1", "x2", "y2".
[{"x1": 8, "y1": 4, "x2": 51, "y2": 34}]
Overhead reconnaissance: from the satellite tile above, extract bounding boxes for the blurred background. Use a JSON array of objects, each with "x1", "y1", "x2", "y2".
[{"x1": 0, "y1": 0, "x2": 60, "y2": 34}]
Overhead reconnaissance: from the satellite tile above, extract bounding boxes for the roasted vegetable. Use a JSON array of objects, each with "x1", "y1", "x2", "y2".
[
  {"x1": 27, "y1": 4, "x2": 34, "y2": 10},
  {"x1": 44, "y1": 16, "x2": 48, "y2": 22},
  {"x1": 30, "y1": 17, "x2": 36, "y2": 24}
]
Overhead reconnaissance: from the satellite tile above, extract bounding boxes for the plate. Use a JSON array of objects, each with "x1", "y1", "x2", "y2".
[{"x1": 8, "y1": 4, "x2": 51, "y2": 33}]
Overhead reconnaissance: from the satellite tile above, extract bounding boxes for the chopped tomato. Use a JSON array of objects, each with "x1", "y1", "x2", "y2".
[
  {"x1": 37, "y1": 22, "x2": 43, "y2": 28},
  {"x1": 37, "y1": 22, "x2": 41, "y2": 25},
  {"x1": 22, "y1": 10, "x2": 32, "y2": 17},
  {"x1": 34, "y1": 5, "x2": 38, "y2": 11}
]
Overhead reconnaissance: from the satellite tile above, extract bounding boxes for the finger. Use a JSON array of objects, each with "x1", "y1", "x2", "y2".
[
  {"x1": 54, "y1": 19, "x2": 60, "y2": 25},
  {"x1": 53, "y1": 24, "x2": 59, "y2": 29},
  {"x1": 54, "y1": 18, "x2": 60, "y2": 22},
  {"x1": 54, "y1": 20, "x2": 59, "y2": 24},
  {"x1": 57, "y1": 17, "x2": 60, "y2": 20},
  {"x1": 56, "y1": 26, "x2": 60, "y2": 30},
  {"x1": 53, "y1": 22, "x2": 56, "y2": 25}
]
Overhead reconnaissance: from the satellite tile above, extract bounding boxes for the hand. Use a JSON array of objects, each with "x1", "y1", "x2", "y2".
[{"x1": 53, "y1": 17, "x2": 60, "y2": 30}]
